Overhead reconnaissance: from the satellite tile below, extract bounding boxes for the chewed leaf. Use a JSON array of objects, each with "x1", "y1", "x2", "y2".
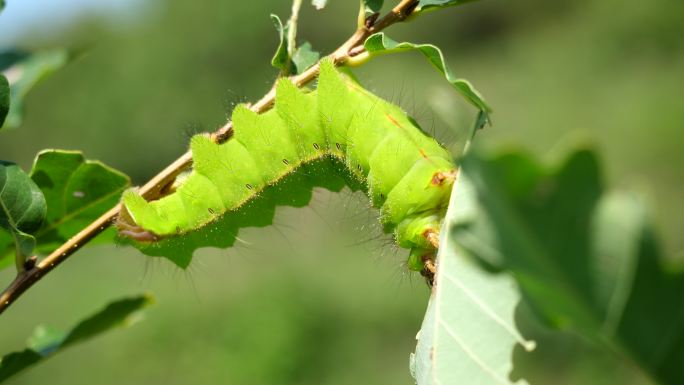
[
  {"x1": 412, "y1": 170, "x2": 533, "y2": 385},
  {"x1": 363, "y1": 33, "x2": 491, "y2": 126},
  {"x1": 0, "y1": 294, "x2": 153, "y2": 382},
  {"x1": 0, "y1": 161, "x2": 46, "y2": 268},
  {"x1": 0, "y1": 150, "x2": 129, "y2": 271},
  {"x1": 0, "y1": 49, "x2": 69, "y2": 130}
]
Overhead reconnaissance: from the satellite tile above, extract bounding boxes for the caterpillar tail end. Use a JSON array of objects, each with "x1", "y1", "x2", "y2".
[{"x1": 116, "y1": 190, "x2": 161, "y2": 242}]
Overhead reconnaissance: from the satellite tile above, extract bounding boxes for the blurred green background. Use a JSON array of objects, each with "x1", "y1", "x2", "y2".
[{"x1": 0, "y1": 0, "x2": 682, "y2": 384}]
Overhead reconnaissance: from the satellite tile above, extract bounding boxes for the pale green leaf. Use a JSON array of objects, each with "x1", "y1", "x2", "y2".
[
  {"x1": 412, "y1": 170, "x2": 533, "y2": 385},
  {"x1": 292, "y1": 42, "x2": 320, "y2": 74}
]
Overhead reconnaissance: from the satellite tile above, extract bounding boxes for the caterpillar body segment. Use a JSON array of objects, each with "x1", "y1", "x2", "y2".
[{"x1": 119, "y1": 60, "x2": 457, "y2": 270}]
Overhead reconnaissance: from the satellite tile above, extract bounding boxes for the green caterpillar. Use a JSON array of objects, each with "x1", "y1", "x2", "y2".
[{"x1": 118, "y1": 60, "x2": 456, "y2": 272}]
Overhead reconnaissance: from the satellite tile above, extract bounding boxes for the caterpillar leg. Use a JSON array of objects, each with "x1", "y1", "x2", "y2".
[
  {"x1": 406, "y1": 227, "x2": 440, "y2": 286},
  {"x1": 420, "y1": 230, "x2": 439, "y2": 286},
  {"x1": 399, "y1": 215, "x2": 441, "y2": 286},
  {"x1": 421, "y1": 257, "x2": 436, "y2": 287},
  {"x1": 423, "y1": 228, "x2": 440, "y2": 248},
  {"x1": 408, "y1": 247, "x2": 437, "y2": 286}
]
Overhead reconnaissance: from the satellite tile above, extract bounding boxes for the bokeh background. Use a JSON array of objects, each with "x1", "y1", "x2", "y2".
[{"x1": 0, "y1": 0, "x2": 682, "y2": 384}]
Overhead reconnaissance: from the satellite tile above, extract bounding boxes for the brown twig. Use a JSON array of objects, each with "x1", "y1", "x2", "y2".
[{"x1": 0, "y1": 0, "x2": 420, "y2": 315}]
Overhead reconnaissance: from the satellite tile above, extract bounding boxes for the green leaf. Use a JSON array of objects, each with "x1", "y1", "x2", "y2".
[
  {"x1": 291, "y1": 42, "x2": 320, "y2": 74},
  {"x1": 364, "y1": 0, "x2": 383, "y2": 15},
  {"x1": 0, "y1": 295, "x2": 153, "y2": 382},
  {"x1": 363, "y1": 33, "x2": 491, "y2": 127},
  {"x1": 415, "y1": 0, "x2": 479, "y2": 13},
  {"x1": 0, "y1": 49, "x2": 69, "y2": 130},
  {"x1": 412, "y1": 171, "x2": 534, "y2": 385},
  {"x1": 0, "y1": 75, "x2": 8, "y2": 127},
  {"x1": 453, "y1": 148, "x2": 684, "y2": 385},
  {"x1": 0, "y1": 150, "x2": 130, "y2": 270},
  {"x1": 0, "y1": 161, "x2": 47, "y2": 268}
]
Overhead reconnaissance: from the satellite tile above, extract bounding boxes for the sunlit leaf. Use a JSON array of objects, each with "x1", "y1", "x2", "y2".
[
  {"x1": 0, "y1": 150, "x2": 130, "y2": 270},
  {"x1": 0, "y1": 295, "x2": 153, "y2": 382}
]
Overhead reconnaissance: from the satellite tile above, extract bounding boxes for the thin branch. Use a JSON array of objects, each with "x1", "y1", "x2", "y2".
[
  {"x1": 287, "y1": 0, "x2": 303, "y2": 59},
  {"x1": 0, "y1": 0, "x2": 420, "y2": 315}
]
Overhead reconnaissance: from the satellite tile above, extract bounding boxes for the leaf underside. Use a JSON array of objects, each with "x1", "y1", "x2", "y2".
[
  {"x1": 454, "y1": 148, "x2": 684, "y2": 385},
  {"x1": 412, "y1": 170, "x2": 533, "y2": 385}
]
